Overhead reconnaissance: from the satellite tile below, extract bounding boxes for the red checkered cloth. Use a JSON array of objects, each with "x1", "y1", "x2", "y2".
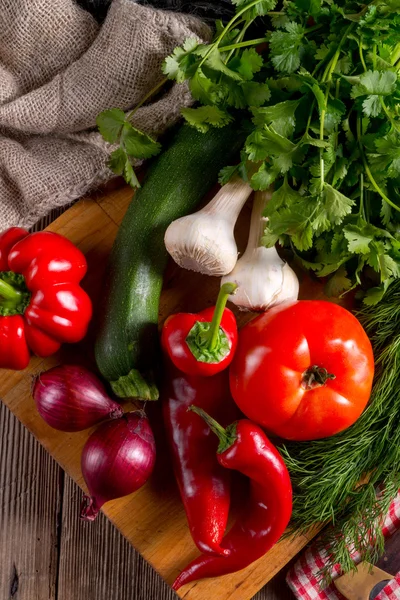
[{"x1": 286, "y1": 491, "x2": 400, "y2": 600}]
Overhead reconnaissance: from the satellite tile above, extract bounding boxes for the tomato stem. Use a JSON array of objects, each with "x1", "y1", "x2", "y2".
[{"x1": 302, "y1": 365, "x2": 335, "y2": 390}]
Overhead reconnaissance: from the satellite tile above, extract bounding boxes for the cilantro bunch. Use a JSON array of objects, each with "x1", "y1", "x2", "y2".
[{"x1": 164, "y1": 0, "x2": 400, "y2": 304}]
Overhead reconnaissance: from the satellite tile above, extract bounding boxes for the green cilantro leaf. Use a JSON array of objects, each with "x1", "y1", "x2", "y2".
[
  {"x1": 325, "y1": 266, "x2": 353, "y2": 297},
  {"x1": 295, "y1": 0, "x2": 321, "y2": 17},
  {"x1": 181, "y1": 106, "x2": 233, "y2": 132},
  {"x1": 123, "y1": 160, "x2": 140, "y2": 188},
  {"x1": 108, "y1": 147, "x2": 127, "y2": 175},
  {"x1": 241, "y1": 81, "x2": 271, "y2": 107},
  {"x1": 368, "y1": 132, "x2": 400, "y2": 178},
  {"x1": 219, "y1": 164, "x2": 239, "y2": 185},
  {"x1": 265, "y1": 177, "x2": 302, "y2": 216},
  {"x1": 269, "y1": 22, "x2": 305, "y2": 74},
  {"x1": 250, "y1": 162, "x2": 279, "y2": 190},
  {"x1": 343, "y1": 224, "x2": 373, "y2": 254},
  {"x1": 96, "y1": 109, "x2": 126, "y2": 143},
  {"x1": 363, "y1": 283, "x2": 390, "y2": 305},
  {"x1": 121, "y1": 123, "x2": 161, "y2": 160},
  {"x1": 351, "y1": 71, "x2": 397, "y2": 117},
  {"x1": 189, "y1": 69, "x2": 217, "y2": 105},
  {"x1": 232, "y1": 0, "x2": 278, "y2": 19},
  {"x1": 362, "y1": 95, "x2": 382, "y2": 117},
  {"x1": 206, "y1": 48, "x2": 243, "y2": 81},
  {"x1": 251, "y1": 99, "x2": 300, "y2": 136},
  {"x1": 323, "y1": 184, "x2": 354, "y2": 225},
  {"x1": 232, "y1": 48, "x2": 264, "y2": 80}
]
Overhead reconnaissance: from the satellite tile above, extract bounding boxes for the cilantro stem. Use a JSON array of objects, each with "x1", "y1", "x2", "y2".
[
  {"x1": 219, "y1": 37, "x2": 268, "y2": 53},
  {"x1": 372, "y1": 44, "x2": 377, "y2": 69},
  {"x1": 359, "y1": 173, "x2": 365, "y2": 219},
  {"x1": 126, "y1": 77, "x2": 168, "y2": 121},
  {"x1": 391, "y1": 43, "x2": 400, "y2": 66},
  {"x1": 357, "y1": 117, "x2": 400, "y2": 213},
  {"x1": 319, "y1": 108, "x2": 326, "y2": 192},
  {"x1": 359, "y1": 43, "x2": 367, "y2": 72},
  {"x1": 198, "y1": 0, "x2": 264, "y2": 69},
  {"x1": 305, "y1": 24, "x2": 323, "y2": 35},
  {"x1": 379, "y1": 98, "x2": 400, "y2": 133},
  {"x1": 321, "y1": 23, "x2": 355, "y2": 83},
  {"x1": 225, "y1": 19, "x2": 253, "y2": 62}
]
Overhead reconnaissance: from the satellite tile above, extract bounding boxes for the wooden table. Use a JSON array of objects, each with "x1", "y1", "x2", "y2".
[{"x1": 0, "y1": 184, "x2": 310, "y2": 600}]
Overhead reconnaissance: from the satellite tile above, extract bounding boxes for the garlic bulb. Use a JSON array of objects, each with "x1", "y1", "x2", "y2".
[
  {"x1": 221, "y1": 190, "x2": 299, "y2": 311},
  {"x1": 164, "y1": 177, "x2": 252, "y2": 276}
]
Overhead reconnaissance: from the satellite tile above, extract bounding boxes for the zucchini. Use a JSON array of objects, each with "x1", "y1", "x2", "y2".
[{"x1": 95, "y1": 123, "x2": 244, "y2": 400}]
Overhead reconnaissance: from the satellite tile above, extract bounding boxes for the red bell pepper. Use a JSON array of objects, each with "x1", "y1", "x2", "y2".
[
  {"x1": 0, "y1": 227, "x2": 92, "y2": 370},
  {"x1": 162, "y1": 361, "x2": 239, "y2": 556},
  {"x1": 161, "y1": 283, "x2": 238, "y2": 376},
  {"x1": 173, "y1": 408, "x2": 293, "y2": 590}
]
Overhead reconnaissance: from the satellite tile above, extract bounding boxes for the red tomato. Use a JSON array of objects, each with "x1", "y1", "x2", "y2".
[{"x1": 229, "y1": 301, "x2": 374, "y2": 441}]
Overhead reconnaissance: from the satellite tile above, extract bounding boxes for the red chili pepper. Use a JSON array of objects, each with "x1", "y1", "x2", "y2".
[
  {"x1": 0, "y1": 227, "x2": 92, "y2": 370},
  {"x1": 161, "y1": 283, "x2": 238, "y2": 377},
  {"x1": 172, "y1": 408, "x2": 293, "y2": 590},
  {"x1": 162, "y1": 361, "x2": 239, "y2": 556}
]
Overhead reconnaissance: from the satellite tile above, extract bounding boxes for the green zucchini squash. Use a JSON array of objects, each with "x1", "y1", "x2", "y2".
[{"x1": 95, "y1": 123, "x2": 244, "y2": 400}]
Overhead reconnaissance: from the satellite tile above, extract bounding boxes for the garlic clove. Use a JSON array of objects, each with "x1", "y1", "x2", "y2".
[
  {"x1": 164, "y1": 215, "x2": 238, "y2": 276},
  {"x1": 221, "y1": 190, "x2": 299, "y2": 312},
  {"x1": 164, "y1": 177, "x2": 252, "y2": 276}
]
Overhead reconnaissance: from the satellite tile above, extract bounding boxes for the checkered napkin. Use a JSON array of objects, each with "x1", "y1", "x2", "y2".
[{"x1": 286, "y1": 491, "x2": 400, "y2": 600}]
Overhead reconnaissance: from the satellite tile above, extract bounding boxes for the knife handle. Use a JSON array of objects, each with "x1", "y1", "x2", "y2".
[{"x1": 334, "y1": 562, "x2": 394, "y2": 600}]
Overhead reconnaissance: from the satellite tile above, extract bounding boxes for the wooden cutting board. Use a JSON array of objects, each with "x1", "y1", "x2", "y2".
[{"x1": 0, "y1": 182, "x2": 325, "y2": 600}]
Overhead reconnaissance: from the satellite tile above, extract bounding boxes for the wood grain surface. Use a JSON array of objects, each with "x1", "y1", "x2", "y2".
[
  {"x1": 0, "y1": 399, "x2": 297, "y2": 600},
  {"x1": 0, "y1": 183, "x2": 318, "y2": 600}
]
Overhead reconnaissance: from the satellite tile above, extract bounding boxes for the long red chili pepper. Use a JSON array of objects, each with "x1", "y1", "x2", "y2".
[
  {"x1": 172, "y1": 407, "x2": 293, "y2": 590},
  {"x1": 161, "y1": 283, "x2": 238, "y2": 377},
  {"x1": 162, "y1": 362, "x2": 239, "y2": 556}
]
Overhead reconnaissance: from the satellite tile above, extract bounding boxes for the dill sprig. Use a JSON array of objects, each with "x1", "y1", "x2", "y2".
[{"x1": 281, "y1": 280, "x2": 400, "y2": 582}]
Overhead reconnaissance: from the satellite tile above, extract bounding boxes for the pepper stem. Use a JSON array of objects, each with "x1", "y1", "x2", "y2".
[
  {"x1": 207, "y1": 282, "x2": 237, "y2": 350},
  {"x1": 302, "y1": 365, "x2": 336, "y2": 390},
  {"x1": 0, "y1": 278, "x2": 22, "y2": 302},
  {"x1": 188, "y1": 405, "x2": 237, "y2": 454}
]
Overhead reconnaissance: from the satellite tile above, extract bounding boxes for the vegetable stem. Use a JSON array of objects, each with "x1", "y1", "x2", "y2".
[
  {"x1": 219, "y1": 37, "x2": 267, "y2": 53},
  {"x1": 188, "y1": 405, "x2": 237, "y2": 453},
  {"x1": 0, "y1": 278, "x2": 22, "y2": 302},
  {"x1": 357, "y1": 117, "x2": 400, "y2": 213},
  {"x1": 390, "y1": 42, "x2": 400, "y2": 66},
  {"x1": 359, "y1": 173, "x2": 365, "y2": 219},
  {"x1": 198, "y1": 0, "x2": 264, "y2": 69},
  {"x1": 321, "y1": 23, "x2": 355, "y2": 83},
  {"x1": 207, "y1": 283, "x2": 237, "y2": 350},
  {"x1": 359, "y1": 43, "x2": 367, "y2": 71},
  {"x1": 379, "y1": 98, "x2": 400, "y2": 133},
  {"x1": 126, "y1": 77, "x2": 168, "y2": 121}
]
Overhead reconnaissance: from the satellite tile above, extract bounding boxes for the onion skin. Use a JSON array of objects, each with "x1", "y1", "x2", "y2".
[
  {"x1": 80, "y1": 411, "x2": 156, "y2": 521},
  {"x1": 33, "y1": 365, "x2": 123, "y2": 432}
]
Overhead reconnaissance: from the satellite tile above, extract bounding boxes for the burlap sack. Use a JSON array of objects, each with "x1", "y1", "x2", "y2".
[{"x1": 0, "y1": 0, "x2": 210, "y2": 230}]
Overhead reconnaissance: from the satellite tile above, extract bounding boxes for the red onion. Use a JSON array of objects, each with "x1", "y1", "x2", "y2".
[
  {"x1": 33, "y1": 365, "x2": 123, "y2": 432},
  {"x1": 80, "y1": 411, "x2": 156, "y2": 521}
]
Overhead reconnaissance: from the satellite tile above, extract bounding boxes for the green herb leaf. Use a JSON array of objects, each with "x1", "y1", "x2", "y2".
[
  {"x1": 269, "y1": 22, "x2": 305, "y2": 74},
  {"x1": 108, "y1": 147, "x2": 127, "y2": 175},
  {"x1": 250, "y1": 162, "x2": 278, "y2": 189},
  {"x1": 181, "y1": 106, "x2": 233, "y2": 132},
  {"x1": 241, "y1": 81, "x2": 271, "y2": 107},
  {"x1": 121, "y1": 124, "x2": 161, "y2": 160},
  {"x1": 325, "y1": 266, "x2": 353, "y2": 297},
  {"x1": 123, "y1": 160, "x2": 140, "y2": 188},
  {"x1": 233, "y1": 48, "x2": 264, "y2": 80},
  {"x1": 96, "y1": 109, "x2": 126, "y2": 143}
]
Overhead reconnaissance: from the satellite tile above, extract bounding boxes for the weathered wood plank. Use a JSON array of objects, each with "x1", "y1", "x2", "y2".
[
  {"x1": 0, "y1": 403, "x2": 61, "y2": 600},
  {"x1": 57, "y1": 476, "x2": 176, "y2": 600}
]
